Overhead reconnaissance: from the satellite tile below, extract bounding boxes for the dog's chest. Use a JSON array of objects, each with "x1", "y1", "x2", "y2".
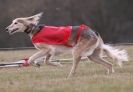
[{"x1": 34, "y1": 43, "x2": 73, "y2": 54}]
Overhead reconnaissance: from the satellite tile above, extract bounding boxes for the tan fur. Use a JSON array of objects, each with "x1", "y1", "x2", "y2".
[{"x1": 6, "y1": 13, "x2": 128, "y2": 78}]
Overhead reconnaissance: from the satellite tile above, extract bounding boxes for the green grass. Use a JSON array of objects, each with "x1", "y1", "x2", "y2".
[{"x1": 0, "y1": 46, "x2": 133, "y2": 92}]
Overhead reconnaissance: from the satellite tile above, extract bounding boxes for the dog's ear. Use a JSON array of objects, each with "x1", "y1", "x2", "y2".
[{"x1": 27, "y1": 12, "x2": 43, "y2": 25}]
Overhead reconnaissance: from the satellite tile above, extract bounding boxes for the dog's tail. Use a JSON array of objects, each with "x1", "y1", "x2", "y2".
[{"x1": 102, "y1": 44, "x2": 128, "y2": 67}]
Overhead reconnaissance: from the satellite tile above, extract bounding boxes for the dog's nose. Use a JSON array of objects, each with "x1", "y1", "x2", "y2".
[{"x1": 5, "y1": 28, "x2": 9, "y2": 32}]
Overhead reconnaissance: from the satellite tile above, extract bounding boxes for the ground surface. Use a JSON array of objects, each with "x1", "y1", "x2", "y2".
[{"x1": 0, "y1": 46, "x2": 133, "y2": 92}]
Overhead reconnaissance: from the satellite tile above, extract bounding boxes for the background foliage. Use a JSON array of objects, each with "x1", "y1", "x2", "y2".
[{"x1": 0, "y1": 0, "x2": 132, "y2": 47}]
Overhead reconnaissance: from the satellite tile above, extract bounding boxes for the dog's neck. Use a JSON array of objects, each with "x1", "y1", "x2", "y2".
[{"x1": 24, "y1": 24, "x2": 44, "y2": 37}]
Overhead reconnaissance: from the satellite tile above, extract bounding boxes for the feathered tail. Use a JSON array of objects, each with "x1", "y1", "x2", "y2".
[{"x1": 102, "y1": 44, "x2": 128, "y2": 67}]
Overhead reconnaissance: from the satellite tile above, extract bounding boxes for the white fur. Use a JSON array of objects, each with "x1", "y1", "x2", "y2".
[{"x1": 102, "y1": 44, "x2": 128, "y2": 67}]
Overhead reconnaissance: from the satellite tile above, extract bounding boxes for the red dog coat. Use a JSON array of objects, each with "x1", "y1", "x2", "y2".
[{"x1": 32, "y1": 24, "x2": 88, "y2": 47}]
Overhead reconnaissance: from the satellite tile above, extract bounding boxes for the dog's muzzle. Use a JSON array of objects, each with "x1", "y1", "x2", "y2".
[{"x1": 5, "y1": 28, "x2": 9, "y2": 32}]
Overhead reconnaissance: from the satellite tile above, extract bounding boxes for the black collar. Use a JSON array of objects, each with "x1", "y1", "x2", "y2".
[
  {"x1": 24, "y1": 24, "x2": 44, "y2": 35},
  {"x1": 24, "y1": 27, "x2": 31, "y2": 34}
]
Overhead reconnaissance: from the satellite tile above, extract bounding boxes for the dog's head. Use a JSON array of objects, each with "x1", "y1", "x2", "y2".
[{"x1": 6, "y1": 12, "x2": 43, "y2": 35}]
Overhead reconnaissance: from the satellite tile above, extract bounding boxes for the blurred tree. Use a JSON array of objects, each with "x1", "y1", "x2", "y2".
[{"x1": 0, "y1": 0, "x2": 132, "y2": 48}]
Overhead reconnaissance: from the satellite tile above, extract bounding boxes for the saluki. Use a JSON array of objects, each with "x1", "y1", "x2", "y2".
[{"x1": 5, "y1": 13, "x2": 128, "y2": 77}]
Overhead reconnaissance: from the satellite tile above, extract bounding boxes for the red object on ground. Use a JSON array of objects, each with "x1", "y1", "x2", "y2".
[
  {"x1": 22, "y1": 58, "x2": 29, "y2": 67},
  {"x1": 32, "y1": 24, "x2": 89, "y2": 47}
]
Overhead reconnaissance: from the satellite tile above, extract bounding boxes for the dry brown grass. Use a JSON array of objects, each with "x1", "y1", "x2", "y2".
[{"x1": 0, "y1": 46, "x2": 133, "y2": 92}]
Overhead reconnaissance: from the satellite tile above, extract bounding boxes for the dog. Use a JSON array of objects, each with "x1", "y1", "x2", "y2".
[{"x1": 5, "y1": 13, "x2": 128, "y2": 77}]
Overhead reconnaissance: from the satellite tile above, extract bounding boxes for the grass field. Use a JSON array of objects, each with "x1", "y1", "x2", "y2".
[{"x1": 0, "y1": 46, "x2": 133, "y2": 92}]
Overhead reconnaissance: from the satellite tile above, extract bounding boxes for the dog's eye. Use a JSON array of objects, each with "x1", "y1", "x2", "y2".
[{"x1": 14, "y1": 22, "x2": 18, "y2": 24}]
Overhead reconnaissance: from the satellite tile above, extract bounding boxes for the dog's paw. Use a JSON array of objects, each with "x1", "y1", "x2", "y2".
[
  {"x1": 30, "y1": 61, "x2": 41, "y2": 68},
  {"x1": 58, "y1": 62, "x2": 63, "y2": 67},
  {"x1": 35, "y1": 63, "x2": 41, "y2": 68}
]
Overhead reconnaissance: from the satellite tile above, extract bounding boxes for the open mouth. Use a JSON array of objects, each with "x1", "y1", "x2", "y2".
[{"x1": 10, "y1": 28, "x2": 19, "y2": 34}]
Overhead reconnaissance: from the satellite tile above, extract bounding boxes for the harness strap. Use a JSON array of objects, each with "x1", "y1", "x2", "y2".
[
  {"x1": 67, "y1": 24, "x2": 89, "y2": 47},
  {"x1": 66, "y1": 26, "x2": 79, "y2": 47},
  {"x1": 77, "y1": 24, "x2": 89, "y2": 40}
]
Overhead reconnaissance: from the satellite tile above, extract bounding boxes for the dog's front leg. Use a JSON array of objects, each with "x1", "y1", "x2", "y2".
[
  {"x1": 29, "y1": 50, "x2": 49, "y2": 67},
  {"x1": 45, "y1": 54, "x2": 62, "y2": 67}
]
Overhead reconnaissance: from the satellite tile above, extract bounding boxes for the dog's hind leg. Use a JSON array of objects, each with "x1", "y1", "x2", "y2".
[
  {"x1": 68, "y1": 49, "x2": 81, "y2": 78},
  {"x1": 45, "y1": 53, "x2": 62, "y2": 67},
  {"x1": 88, "y1": 48, "x2": 114, "y2": 74}
]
